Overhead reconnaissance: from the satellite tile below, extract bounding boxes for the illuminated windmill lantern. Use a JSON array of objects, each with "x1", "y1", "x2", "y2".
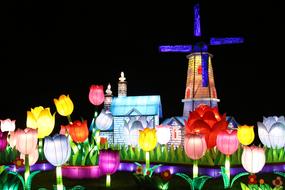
[{"x1": 159, "y1": 3, "x2": 244, "y2": 116}]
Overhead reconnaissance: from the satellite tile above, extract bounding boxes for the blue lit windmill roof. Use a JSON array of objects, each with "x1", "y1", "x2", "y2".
[{"x1": 110, "y1": 96, "x2": 162, "y2": 117}]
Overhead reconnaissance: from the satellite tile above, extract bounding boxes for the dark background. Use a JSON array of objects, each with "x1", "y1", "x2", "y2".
[{"x1": 1, "y1": 1, "x2": 284, "y2": 133}]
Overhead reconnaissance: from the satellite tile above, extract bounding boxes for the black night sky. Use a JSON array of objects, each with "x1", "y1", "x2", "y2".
[{"x1": 1, "y1": 1, "x2": 284, "y2": 132}]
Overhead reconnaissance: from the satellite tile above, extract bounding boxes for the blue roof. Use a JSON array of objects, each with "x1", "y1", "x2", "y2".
[
  {"x1": 110, "y1": 96, "x2": 162, "y2": 117},
  {"x1": 162, "y1": 116, "x2": 188, "y2": 126}
]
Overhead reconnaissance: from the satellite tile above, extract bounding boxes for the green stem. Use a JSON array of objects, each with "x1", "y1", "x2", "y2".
[
  {"x1": 24, "y1": 154, "x2": 30, "y2": 190},
  {"x1": 106, "y1": 174, "x2": 111, "y2": 187},
  {"x1": 38, "y1": 138, "x2": 43, "y2": 161},
  {"x1": 92, "y1": 110, "x2": 98, "y2": 135},
  {"x1": 56, "y1": 166, "x2": 63, "y2": 190},
  {"x1": 225, "y1": 155, "x2": 231, "y2": 182},
  {"x1": 145, "y1": 151, "x2": 150, "y2": 172},
  {"x1": 193, "y1": 160, "x2": 198, "y2": 178},
  {"x1": 67, "y1": 115, "x2": 72, "y2": 124}
]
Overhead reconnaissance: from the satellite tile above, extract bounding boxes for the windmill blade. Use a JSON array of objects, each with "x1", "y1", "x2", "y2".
[
  {"x1": 194, "y1": 3, "x2": 201, "y2": 37},
  {"x1": 201, "y1": 54, "x2": 209, "y2": 87},
  {"x1": 159, "y1": 45, "x2": 192, "y2": 53},
  {"x1": 210, "y1": 37, "x2": 244, "y2": 45}
]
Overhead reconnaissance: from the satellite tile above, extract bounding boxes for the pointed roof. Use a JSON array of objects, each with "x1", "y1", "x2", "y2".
[{"x1": 110, "y1": 95, "x2": 162, "y2": 117}]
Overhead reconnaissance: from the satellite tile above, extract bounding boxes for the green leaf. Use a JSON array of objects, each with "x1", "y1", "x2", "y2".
[
  {"x1": 7, "y1": 171, "x2": 25, "y2": 189},
  {"x1": 27, "y1": 170, "x2": 41, "y2": 189},
  {"x1": 274, "y1": 171, "x2": 285, "y2": 178},
  {"x1": 193, "y1": 175, "x2": 212, "y2": 190},
  {"x1": 267, "y1": 148, "x2": 273, "y2": 163},
  {"x1": 175, "y1": 173, "x2": 194, "y2": 190},
  {"x1": 248, "y1": 184, "x2": 260, "y2": 190},
  {"x1": 220, "y1": 166, "x2": 230, "y2": 188},
  {"x1": 273, "y1": 148, "x2": 279, "y2": 162},
  {"x1": 278, "y1": 148, "x2": 285, "y2": 162},
  {"x1": 230, "y1": 172, "x2": 249, "y2": 188},
  {"x1": 240, "y1": 182, "x2": 250, "y2": 190}
]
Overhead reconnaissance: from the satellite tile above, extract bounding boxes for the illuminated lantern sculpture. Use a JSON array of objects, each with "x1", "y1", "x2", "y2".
[
  {"x1": 96, "y1": 110, "x2": 113, "y2": 131},
  {"x1": 118, "y1": 72, "x2": 127, "y2": 97},
  {"x1": 54, "y1": 94, "x2": 74, "y2": 123},
  {"x1": 89, "y1": 85, "x2": 105, "y2": 106},
  {"x1": 99, "y1": 149, "x2": 120, "y2": 187},
  {"x1": 88, "y1": 84, "x2": 105, "y2": 135},
  {"x1": 257, "y1": 116, "x2": 285, "y2": 148},
  {"x1": 237, "y1": 125, "x2": 255, "y2": 145},
  {"x1": 185, "y1": 105, "x2": 228, "y2": 149},
  {"x1": 27, "y1": 106, "x2": 55, "y2": 160},
  {"x1": 15, "y1": 128, "x2": 38, "y2": 184},
  {"x1": 184, "y1": 134, "x2": 207, "y2": 178},
  {"x1": 67, "y1": 120, "x2": 89, "y2": 143},
  {"x1": 8, "y1": 131, "x2": 17, "y2": 148},
  {"x1": 241, "y1": 146, "x2": 265, "y2": 173},
  {"x1": 138, "y1": 128, "x2": 157, "y2": 172},
  {"x1": 155, "y1": 125, "x2": 171, "y2": 151},
  {"x1": 104, "y1": 83, "x2": 113, "y2": 111},
  {"x1": 216, "y1": 129, "x2": 239, "y2": 184},
  {"x1": 44, "y1": 134, "x2": 71, "y2": 190},
  {"x1": 0, "y1": 118, "x2": 16, "y2": 132},
  {"x1": 0, "y1": 131, "x2": 8, "y2": 151},
  {"x1": 20, "y1": 147, "x2": 39, "y2": 166}
]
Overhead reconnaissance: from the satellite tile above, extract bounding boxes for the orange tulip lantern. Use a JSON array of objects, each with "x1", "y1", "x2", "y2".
[
  {"x1": 88, "y1": 85, "x2": 105, "y2": 135},
  {"x1": 138, "y1": 128, "x2": 157, "y2": 172},
  {"x1": 68, "y1": 120, "x2": 89, "y2": 143},
  {"x1": 185, "y1": 105, "x2": 228, "y2": 149}
]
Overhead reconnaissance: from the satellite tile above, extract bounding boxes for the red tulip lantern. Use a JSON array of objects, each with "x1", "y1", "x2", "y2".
[
  {"x1": 0, "y1": 131, "x2": 8, "y2": 151},
  {"x1": 185, "y1": 105, "x2": 228, "y2": 149},
  {"x1": 67, "y1": 120, "x2": 89, "y2": 143}
]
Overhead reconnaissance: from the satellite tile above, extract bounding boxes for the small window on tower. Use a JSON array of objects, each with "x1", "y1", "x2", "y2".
[{"x1": 198, "y1": 65, "x2": 202, "y2": 75}]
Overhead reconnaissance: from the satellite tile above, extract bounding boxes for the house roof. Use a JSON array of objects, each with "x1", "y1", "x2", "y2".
[
  {"x1": 162, "y1": 116, "x2": 188, "y2": 126},
  {"x1": 110, "y1": 95, "x2": 162, "y2": 117}
]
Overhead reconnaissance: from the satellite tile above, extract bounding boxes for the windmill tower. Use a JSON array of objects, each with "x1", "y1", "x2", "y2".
[{"x1": 159, "y1": 3, "x2": 244, "y2": 117}]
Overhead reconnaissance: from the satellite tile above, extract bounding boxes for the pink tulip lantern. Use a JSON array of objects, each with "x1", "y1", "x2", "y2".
[
  {"x1": 99, "y1": 149, "x2": 120, "y2": 188},
  {"x1": 89, "y1": 85, "x2": 105, "y2": 106},
  {"x1": 184, "y1": 134, "x2": 207, "y2": 178},
  {"x1": 88, "y1": 85, "x2": 105, "y2": 135},
  {"x1": 0, "y1": 118, "x2": 16, "y2": 132},
  {"x1": 15, "y1": 128, "x2": 38, "y2": 185},
  {"x1": 216, "y1": 129, "x2": 239, "y2": 183},
  {"x1": 242, "y1": 146, "x2": 265, "y2": 174}
]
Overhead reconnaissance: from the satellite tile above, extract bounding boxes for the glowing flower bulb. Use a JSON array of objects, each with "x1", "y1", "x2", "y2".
[
  {"x1": 138, "y1": 128, "x2": 157, "y2": 172},
  {"x1": 89, "y1": 85, "x2": 105, "y2": 106},
  {"x1": 184, "y1": 134, "x2": 207, "y2": 178},
  {"x1": 0, "y1": 118, "x2": 16, "y2": 132},
  {"x1": 241, "y1": 146, "x2": 265, "y2": 173},
  {"x1": 237, "y1": 125, "x2": 255, "y2": 145},
  {"x1": 54, "y1": 95, "x2": 74, "y2": 117}
]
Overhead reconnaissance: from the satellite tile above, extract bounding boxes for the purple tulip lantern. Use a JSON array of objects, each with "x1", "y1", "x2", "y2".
[
  {"x1": 99, "y1": 149, "x2": 120, "y2": 187},
  {"x1": 0, "y1": 131, "x2": 8, "y2": 151}
]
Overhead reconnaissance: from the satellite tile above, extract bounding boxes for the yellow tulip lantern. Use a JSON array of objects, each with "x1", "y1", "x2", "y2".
[
  {"x1": 237, "y1": 125, "x2": 255, "y2": 145},
  {"x1": 27, "y1": 106, "x2": 55, "y2": 160},
  {"x1": 138, "y1": 128, "x2": 157, "y2": 172},
  {"x1": 54, "y1": 94, "x2": 74, "y2": 124}
]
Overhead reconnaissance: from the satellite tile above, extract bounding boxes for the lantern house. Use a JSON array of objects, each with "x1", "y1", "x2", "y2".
[
  {"x1": 226, "y1": 116, "x2": 240, "y2": 129},
  {"x1": 104, "y1": 83, "x2": 113, "y2": 111},
  {"x1": 161, "y1": 116, "x2": 187, "y2": 148},
  {"x1": 110, "y1": 95, "x2": 162, "y2": 146}
]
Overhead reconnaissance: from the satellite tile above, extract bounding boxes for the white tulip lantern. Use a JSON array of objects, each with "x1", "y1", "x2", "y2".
[
  {"x1": 257, "y1": 116, "x2": 285, "y2": 148},
  {"x1": 241, "y1": 146, "x2": 265, "y2": 174}
]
